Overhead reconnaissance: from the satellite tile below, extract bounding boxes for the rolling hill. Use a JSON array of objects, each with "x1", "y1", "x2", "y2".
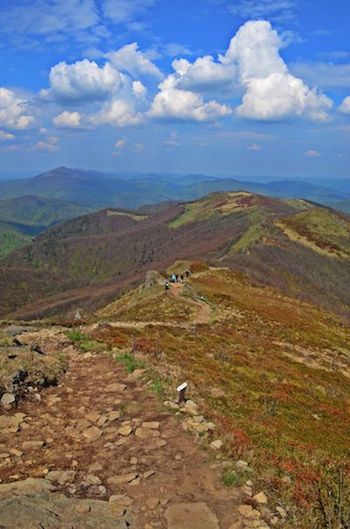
[
  {"x1": 0, "y1": 195, "x2": 91, "y2": 227},
  {"x1": 0, "y1": 166, "x2": 349, "y2": 212},
  {"x1": 1, "y1": 191, "x2": 350, "y2": 320},
  {"x1": 0, "y1": 195, "x2": 93, "y2": 258}
]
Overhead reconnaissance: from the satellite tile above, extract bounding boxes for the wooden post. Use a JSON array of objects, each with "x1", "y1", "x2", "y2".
[{"x1": 177, "y1": 382, "x2": 188, "y2": 405}]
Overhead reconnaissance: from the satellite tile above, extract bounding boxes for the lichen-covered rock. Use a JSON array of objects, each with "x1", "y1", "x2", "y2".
[{"x1": 0, "y1": 478, "x2": 128, "y2": 528}]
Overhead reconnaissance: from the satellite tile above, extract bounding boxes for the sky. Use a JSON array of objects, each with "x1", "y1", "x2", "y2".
[{"x1": 0, "y1": 0, "x2": 349, "y2": 178}]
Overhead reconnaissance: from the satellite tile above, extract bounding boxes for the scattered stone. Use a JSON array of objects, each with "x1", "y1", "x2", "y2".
[
  {"x1": 87, "y1": 485, "x2": 107, "y2": 497},
  {"x1": 86, "y1": 412, "x2": 101, "y2": 424},
  {"x1": 109, "y1": 494, "x2": 133, "y2": 506},
  {"x1": 46, "y1": 470, "x2": 76, "y2": 485},
  {"x1": 235, "y1": 460, "x2": 252, "y2": 472},
  {"x1": 146, "y1": 497, "x2": 160, "y2": 510},
  {"x1": 118, "y1": 425, "x2": 133, "y2": 437},
  {"x1": 107, "y1": 412, "x2": 120, "y2": 424},
  {"x1": 164, "y1": 401, "x2": 179, "y2": 410},
  {"x1": 254, "y1": 491, "x2": 268, "y2": 505},
  {"x1": 22, "y1": 440, "x2": 44, "y2": 450},
  {"x1": 107, "y1": 474, "x2": 139, "y2": 486},
  {"x1": 276, "y1": 506, "x2": 287, "y2": 519},
  {"x1": 210, "y1": 440, "x2": 223, "y2": 450},
  {"x1": 1, "y1": 393, "x2": 16, "y2": 409},
  {"x1": 85, "y1": 475, "x2": 102, "y2": 486},
  {"x1": 89, "y1": 462, "x2": 103, "y2": 473},
  {"x1": 130, "y1": 457, "x2": 138, "y2": 465},
  {"x1": 155, "y1": 439, "x2": 167, "y2": 448},
  {"x1": 0, "y1": 453, "x2": 10, "y2": 460},
  {"x1": 135, "y1": 427, "x2": 159, "y2": 439},
  {"x1": 238, "y1": 505, "x2": 253, "y2": 517},
  {"x1": 183, "y1": 400, "x2": 199, "y2": 416},
  {"x1": 0, "y1": 415, "x2": 23, "y2": 434},
  {"x1": 83, "y1": 426, "x2": 103, "y2": 442},
  {"x1": 142, "y1": 421, "x2": 160, "y2": 430},
  {"x1": 9, "y1": 449, "x2": 23, "y2": 457},
  {"x1": 165, "y1": 502, "x2": 220, "y2": 529}
]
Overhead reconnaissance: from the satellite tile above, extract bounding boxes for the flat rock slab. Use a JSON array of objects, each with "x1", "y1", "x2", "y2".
[
  {"x1": 0, "y1": 478, "x2": 128, "y2": 529},
  {"x1": 165, "y1": 502, "x2": 220, "y2": 529}
]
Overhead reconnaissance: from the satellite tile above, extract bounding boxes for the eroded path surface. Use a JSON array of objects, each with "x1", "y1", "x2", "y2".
[{"x1": 0, "y1": 334, "x2": 242, "y2": 529}]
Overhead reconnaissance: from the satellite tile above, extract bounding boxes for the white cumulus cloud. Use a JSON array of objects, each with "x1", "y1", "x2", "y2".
[
  {"x1": 339, "y1": 96, "x2": 350, "y2": 115},
  {"x1": 0, "y1": 88, "x2": 34, "y2": 130},
  {"x1": 106, "y1": 43, "x2": 163, "y2": 79},
  {"x1": 132, "y1": 80, "x2": 147, "y2": 99},
  {"x1": 149, "y1": 68, "x2": 232, "y2": 122},
  {"x1": 53, "y1": 110, "x2": 83, "y2": 128},
  {"x1": 91, "y1": 98, "x2": 143, "y2": 127},
  {"x1": 42, "y1": 59, "x2": 123, "y2": 103},
  {"x1": 221, "y1": 20, "x2": 333, "y2": 121},
  {"x1": 173, "y1": 56, "x2": 238, "y2": 93}
]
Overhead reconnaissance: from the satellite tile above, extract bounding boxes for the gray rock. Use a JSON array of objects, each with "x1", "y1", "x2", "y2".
[
  {"x1": 1, "y1": 392, "x2": 16, "y2": 409},
  {"x1": 45, "y1": 470, "x2": 76, "y2": 485},
  {"x1": 0, "y1": 478, "x2": 128, "y2": 528}
]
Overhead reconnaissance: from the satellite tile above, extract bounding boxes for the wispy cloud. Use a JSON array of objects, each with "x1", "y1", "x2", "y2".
[
  {"x1": 304, "y1": 149, "x2": 321, "y2": 158},
  {"x1": 227, "y1": 0, "x2": 298, "y2": 23},
  {"x1": 0, "y1": 0, "x2": 99, "y2": 46},
  {"x1": 102, "y1": 0, "x2": 157, "y2": 23}
]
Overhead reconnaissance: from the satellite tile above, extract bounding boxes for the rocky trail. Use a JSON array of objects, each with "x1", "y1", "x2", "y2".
[{"x1": 0, "y1": 327, "x2": 272, "y2": 529}]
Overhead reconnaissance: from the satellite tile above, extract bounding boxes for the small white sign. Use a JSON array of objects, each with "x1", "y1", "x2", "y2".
[{"x1": 177, "y1": 382, "x2": 188, "y2": 393}]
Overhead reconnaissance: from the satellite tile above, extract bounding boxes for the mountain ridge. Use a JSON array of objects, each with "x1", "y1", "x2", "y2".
[{"x1": 1, "y1": 191, "x2": 350, "y2": 320}]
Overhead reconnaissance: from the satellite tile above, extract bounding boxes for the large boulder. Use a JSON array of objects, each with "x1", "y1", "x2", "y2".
[{"x1": 0, "y1": 478, "x2": 128, "y2": 528}]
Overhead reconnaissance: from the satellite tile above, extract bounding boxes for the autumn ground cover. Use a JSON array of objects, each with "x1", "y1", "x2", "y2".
[{"x1": 92, "y1": 265, "x2": 350, "y2": 527}]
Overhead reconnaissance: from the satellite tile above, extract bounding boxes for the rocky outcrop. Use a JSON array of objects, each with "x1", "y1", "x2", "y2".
[{"x1": 0, "y1": 478, "x2": 128, "y2": 529}]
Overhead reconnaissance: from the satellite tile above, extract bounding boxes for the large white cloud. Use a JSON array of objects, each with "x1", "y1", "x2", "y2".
[
  {"x1": 173, "y1": 56, "x2": 238, "y2": 93},
  {"x1": 221, "y1": 20, "x2": 332, "y2": 121},
  {"x1": 339, "y1": 96, "x2": 350, "y2": 115},
  {"x1": 149, "y1": 74, "x2": 231, "y2": 122},
  {"x1": 106, "y1": 43, "x2": 163, "y2": 79},
  {"x1": 42, "y1": 59, "x2": 123, "y2": 103},
  {"x1": 0, "y1": 88, "x2": 33, "y2": 130}
]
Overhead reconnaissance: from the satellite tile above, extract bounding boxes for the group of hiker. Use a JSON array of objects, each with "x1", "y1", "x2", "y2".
[{"x1": 165, "y1": 270, "x2": 191, "y2": 290}]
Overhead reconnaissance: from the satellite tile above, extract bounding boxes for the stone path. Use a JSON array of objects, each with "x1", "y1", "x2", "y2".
[{"x1": 0, "y1": 337, "x2": 244, "y2": 529}]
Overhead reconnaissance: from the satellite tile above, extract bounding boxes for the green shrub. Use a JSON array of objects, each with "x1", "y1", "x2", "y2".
[
  {"x1": 115, "y1": 352, "x2": 145, "y2": 373},
  {"x1": 222, "y1": 469, "x2": 241, "y2": 487}
]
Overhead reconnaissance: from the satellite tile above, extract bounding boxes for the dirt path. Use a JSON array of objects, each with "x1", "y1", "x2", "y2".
[
  {"x1": 170, "y1": 282, "x2": 211, "y2": 325},
  {"x1": 0, "y1": 339, "x2": 242, "y2": 528}
]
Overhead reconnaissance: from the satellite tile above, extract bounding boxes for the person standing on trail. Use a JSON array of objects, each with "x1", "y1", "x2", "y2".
[
  {"x1": 171, "y1": 273, "x2": 176, "y2": 283},
  {"x1": 165, "y1": 280, "x2": 170, "y2": 290},
  {"x1": 180, "y1": 274, "x2": 184, "y2": 282},
  {"x1": 185, "y1": 270, "x2": 190, "y2": 278}
]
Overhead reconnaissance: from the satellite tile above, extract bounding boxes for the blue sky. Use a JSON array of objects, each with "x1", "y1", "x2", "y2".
[{"x1": 0, "y1": 0, "x2": 349, "y2": 178}]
